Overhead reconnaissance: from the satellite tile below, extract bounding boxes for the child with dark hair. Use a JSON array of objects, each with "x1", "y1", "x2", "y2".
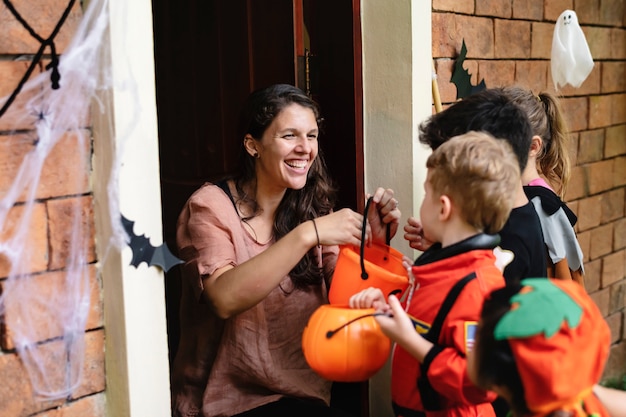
[
  {"x1": 468, "y1": 278, "x2": 613, "y2": 417},
  {"x1": 407, "y1": 87, "x2": 547, "y2": 284}
]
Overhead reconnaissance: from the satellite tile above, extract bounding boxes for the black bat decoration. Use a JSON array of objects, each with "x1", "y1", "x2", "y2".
[
  {"x1": 121, "y1": 214, "x2": 183, "y2": 272},
  {"x1": 450, "y1": 39, "x2": 487, "y2": 100}
]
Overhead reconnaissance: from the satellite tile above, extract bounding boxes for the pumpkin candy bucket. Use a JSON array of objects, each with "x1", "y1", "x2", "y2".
[
  {"x1": 328, "y1": 197, "x2": 409, "y2": 305},
  {"x1": 302, "y1": 304, "x2": 391, "y2": 382}
]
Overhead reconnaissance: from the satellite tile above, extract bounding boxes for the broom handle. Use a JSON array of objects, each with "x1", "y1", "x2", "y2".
[{"x1": 432, "y1": 59, "x2": 443, "y2": 113}]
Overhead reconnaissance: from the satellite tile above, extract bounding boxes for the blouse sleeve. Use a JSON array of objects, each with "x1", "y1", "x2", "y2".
[{"x1": 176, "y1": 185, "x2": 239, "y2": 300}]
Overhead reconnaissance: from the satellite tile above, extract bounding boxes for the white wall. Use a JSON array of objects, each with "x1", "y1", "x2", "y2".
[{"x1": 361, "y1": 1, "x2": 432, "y2": 415}]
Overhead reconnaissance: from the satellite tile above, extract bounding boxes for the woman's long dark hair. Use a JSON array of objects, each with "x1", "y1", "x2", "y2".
[{"x1": 233, "y1": 84, "x2": 337, "y2": 289}]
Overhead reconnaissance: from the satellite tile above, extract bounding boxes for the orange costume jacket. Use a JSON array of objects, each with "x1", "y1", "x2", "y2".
[{"x1": 392, "y1": 234, "x2": 504, "y2": 417}]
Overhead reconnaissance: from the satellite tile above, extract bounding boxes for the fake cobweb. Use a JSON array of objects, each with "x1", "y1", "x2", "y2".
[{"x1": 0, "y1": 0, "x2": 135, "y2": 400}]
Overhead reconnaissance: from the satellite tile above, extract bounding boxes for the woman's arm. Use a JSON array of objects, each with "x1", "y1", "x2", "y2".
[{"x1": 593, "y1": 385, "x2": 626, "y2": 417}]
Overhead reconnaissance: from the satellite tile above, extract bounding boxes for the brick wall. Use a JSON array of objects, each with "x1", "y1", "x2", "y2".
[
  {"x1": 432, "y1": 0, "x2": 626, "y2": 381},
  {"x1": 0, "y1": 1, "x2": 105, "y2": 416}
]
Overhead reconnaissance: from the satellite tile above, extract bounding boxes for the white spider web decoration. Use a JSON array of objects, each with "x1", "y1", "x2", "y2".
[{"x1": 0, "y1": 0, "x2": 133, "y2": 400}]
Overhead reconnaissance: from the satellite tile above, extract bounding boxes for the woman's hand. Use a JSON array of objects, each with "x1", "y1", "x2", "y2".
[
  {"x1": 404, "y1": 216, "x2": 433, "y2": 251},
  {"x1": 366, "y1": 187, "x2": 401, "y2": 245},
  {"x1": 314, "y1": 208, "x2": 367, "y2": 247}
]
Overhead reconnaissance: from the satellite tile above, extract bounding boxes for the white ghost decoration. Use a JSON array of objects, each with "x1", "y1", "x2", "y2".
[{"x1": 551, "y1": 10, "x2": 594, "y2": 89}]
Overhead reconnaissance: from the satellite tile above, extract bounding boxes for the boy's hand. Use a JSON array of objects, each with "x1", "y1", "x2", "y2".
[
  {"x1": 348, "y1": 287, "x2": 389, "y2": 313},
  {"x1": 404, "y1": 216, "x2": 434, "y2": 251}
]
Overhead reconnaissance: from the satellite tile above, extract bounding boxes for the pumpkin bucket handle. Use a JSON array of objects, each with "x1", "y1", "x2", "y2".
[
  {"x1": 359, "y1": 196, "x2": 392, "y2": 280},
  {"x1": 325, "y1": 311, "x2": 392, "y2": 339}
]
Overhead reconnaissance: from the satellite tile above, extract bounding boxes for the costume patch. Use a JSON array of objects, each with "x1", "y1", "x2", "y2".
[
  {"x1": 464, "y1": 321, "x2": 477, "y2": 353},
  {"x1": 408, "y1": 315, "x2": 430, "y2": 335}
]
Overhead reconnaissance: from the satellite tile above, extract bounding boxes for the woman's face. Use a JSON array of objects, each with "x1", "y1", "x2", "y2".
[{"x1": 254, "y1": 103, "x2": 319, "y2": 192}]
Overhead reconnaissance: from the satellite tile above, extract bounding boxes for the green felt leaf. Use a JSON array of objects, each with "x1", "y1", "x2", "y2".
[{"x1": 494, "y1": 278, "x2": 583, "y2": 340}]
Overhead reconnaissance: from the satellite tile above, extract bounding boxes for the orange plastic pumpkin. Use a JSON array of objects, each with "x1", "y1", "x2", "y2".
[
  {"x1": 328, "y1": 242, "x2": 409, "y2": 305},
  {"x1": 301, "y1": 304, "x2": 391, "y2": 382}
]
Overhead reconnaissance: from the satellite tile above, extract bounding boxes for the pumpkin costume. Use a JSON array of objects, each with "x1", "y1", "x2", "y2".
[{"x1": 494, "y1": 278, "x2": 610, "y2": 417}]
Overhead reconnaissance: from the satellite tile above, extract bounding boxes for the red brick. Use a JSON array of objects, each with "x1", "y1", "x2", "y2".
[
  {"x1": 70, "y1": 330, "x2": 105, "y2": 400},
  {"x1": 600, "y1": 0, "x2": 625, "y2": 26},
  {"x1": 576, "y1": 194, "x2": 603, "y2": 231},
  {"x1": 615, "y1": 156, "x2": 626, "y2": 187},
  {"x1": 476, "y1": 60, "x2": 515, "y2": 89},
  {"x1": 577, "y1": 128, "x2": 604, "y2": 164},
  {"x1": 582, "y1": 256, "x2": 601, "y2": 291},
  {"x1": 38, "y1": 393, "x2": 106, "y2": 417},
  {"x1": 494, "y1": 19, "x2": 531, "y2": 59},
  {"x1": 603, "y1": 249, "x2": 626, "y2": 286},
  {"x1": 514, "y1": 61, "x2": 549, "y2": 92},
  {"x1": 0, "y1": 203, "x2": 48, "y2": 278},
  {"x1": 560, "y1": 96, "x2": 588, "y2": 132},
  {"x1": 0, "y1": 352, "x2": 35, "y2": 416},
  {"x1": 585, "y1": 27, "x2": 613, "y2": 60},
  {"x1": 455, "y1": 16, "x2": 495, "y2": 59},
  {"x1": 513, "y1": 0, "x2": 543, "y2": 20},
  {"x1": 0, "y1": 0, "x2": 83, "y2": 54},
  {"x1": 544, "y1": 0, "x2": 574, "y2": 22},
  {"x1": 602, "y1": 188, "x2": 625, "y2": 223},
  {"x1": 476, "y1": 0, "x2": 512, "y2": 18},
  {"x1": 589, "y1": 287, "x2": 610, "y2": 315},
  {"x1": 0, "y1": 266, "x2": 100, "y2": 350},
  {"x1": 605, "y1": 342, "x2": 626, "y2": 380},
  {"x1": 432, "y1": 0, "x2": 474, "y2": 13},
  {"x1": 565, "y1": 164, "x2": 585, "y2": 201},
  {"x1": 604, "y1": 124, "x2": 626, "y2": 158},
  {"x1": 39, "y1": 130, "x2": 91, "y2": 199},
  {"x1": 612, "y1": 94, "x2": 626, "y2": 125},
  {"x1": 588, "y1": 160, "x2": 614, "y2": 194},
  {"x1": 611, "y1": 28, "x2": 626, "y2": 60},
  {"x1": 575, "y1": 0, "x2": 601, "y2": 25},
  {"x1": 609, "y1": 281, "x2": 626, "y2": 313},
  {"x1": 590, "y1": 223, "x2": 614, "y2": 259},
  {"x1": 605, "y1": 312, "x2": 623, "y2": 344},
  {"x1": 47, "y1": 196, "x2": 96, "y2": 270},
  {"x1": 615, "y1": 218, "x2": 626, "y2": 250},
  {"x1": 602, "y1": 62, "x2": 626, "y2": 94},
  {"x1": 0, "y1": 61, "x2": 44, "y2": 132},
  {"x1": 567, "y1": 131, "x2": 580, "y2": 168},
  {"x1": 589, "y1": 95, "x2": 613, "y2": 129},
  {"x1": 531, "y1": 23, "x2": 554, "y2": 59}
]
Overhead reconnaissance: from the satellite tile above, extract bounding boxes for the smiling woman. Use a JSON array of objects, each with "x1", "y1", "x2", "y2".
[{"x1": 170, "y1": 84, "x2": 401, "y2": 417}]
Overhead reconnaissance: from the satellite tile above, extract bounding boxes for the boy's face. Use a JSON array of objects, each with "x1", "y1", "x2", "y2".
[{"x1": 419, "y1": 170, "x2": 441, "y2": 243}]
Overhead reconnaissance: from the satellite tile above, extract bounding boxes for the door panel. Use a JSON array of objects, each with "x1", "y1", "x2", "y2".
[{"x1": 152, "y1": 0, "x2": 364, "y2": 414}]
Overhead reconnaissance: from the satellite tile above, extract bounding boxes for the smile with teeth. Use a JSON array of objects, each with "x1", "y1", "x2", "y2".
[{"x1": 286, "y1": 160, "x2": 308, "y2": 169}]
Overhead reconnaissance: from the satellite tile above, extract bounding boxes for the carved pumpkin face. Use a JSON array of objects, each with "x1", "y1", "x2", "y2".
[{"x1": 302, "y1": 305, "x2": 391, "y2": 382}]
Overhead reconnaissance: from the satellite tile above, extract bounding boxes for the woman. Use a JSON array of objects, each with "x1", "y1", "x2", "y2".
[{"x1": 170, "y1": 84, "x2": 400, "y2": 417}]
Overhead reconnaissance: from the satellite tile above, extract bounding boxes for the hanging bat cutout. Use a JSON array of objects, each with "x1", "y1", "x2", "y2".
[
  {"x1": 121, "y1": 215, "x2": 183, "y2": 272},
  {"x1": 450, "y1": 39, "x2": 486, "y2": 100}
]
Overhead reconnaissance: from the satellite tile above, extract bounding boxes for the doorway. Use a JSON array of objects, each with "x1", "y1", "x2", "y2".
[{"x1": 151, "y1": 0, "x2": 366, "y2": 415}]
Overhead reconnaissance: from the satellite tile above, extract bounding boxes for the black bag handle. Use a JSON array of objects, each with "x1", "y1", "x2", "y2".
[{"x1": 359, "y1": 196, "x2": 392, "y2": 280}]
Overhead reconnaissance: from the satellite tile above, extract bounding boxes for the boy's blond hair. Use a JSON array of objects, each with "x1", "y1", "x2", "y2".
[{"x1": 426, "y1": 131, "x2": 520, "y2": 234}]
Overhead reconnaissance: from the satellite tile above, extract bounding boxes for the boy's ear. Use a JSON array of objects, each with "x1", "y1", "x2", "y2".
[
  {"x1": 439, "y1": 195, "x2": 452, "y2": 221},
  {"x1": 529, "y1": 135, "x2": 543, "y2": 157}
]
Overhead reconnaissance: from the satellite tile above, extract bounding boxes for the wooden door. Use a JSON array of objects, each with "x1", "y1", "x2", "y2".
[{"x1": 152, "y1": 0, "x2": 365, "y2": 414}]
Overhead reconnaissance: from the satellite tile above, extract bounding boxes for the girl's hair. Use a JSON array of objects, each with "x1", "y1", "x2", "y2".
[
  {"x1": 234, "y1": 84, "x2": 337, "y2": 289},
  {"x1": 502, "y1": 86, "x2": 571, "y2": 198}
]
